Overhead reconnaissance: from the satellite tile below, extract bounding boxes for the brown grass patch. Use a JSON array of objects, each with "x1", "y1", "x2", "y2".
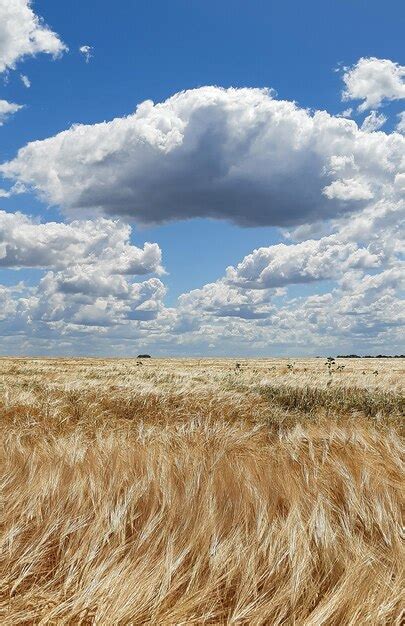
[{"x1": 0, "y1": 358, "x2": 404, "y2": 624}]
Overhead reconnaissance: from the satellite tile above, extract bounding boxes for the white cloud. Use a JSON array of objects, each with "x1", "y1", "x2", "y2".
[
  {"x1": 0, "y1": 76, "x2": 403, "y2": 355},
  {"x1": 29, "y1": 273, "x2": 166, "y2": 327},
  {"x1": 0, "y1": 210, "x2": 163, "y2": 274},
  {"x1": 162, "y1": 191, "x2": 404, "y2": 353},
  {"x1": 396, "y1": 112, "x2": 405, "y2": 134},
  {"x1": 337, "y1": 200, "x2": 404, "y2": 255},
  {"x1": 0, "y1": 283, "x2": 21, "y2": 320},
  {"x1": 0, "y1": 210, "x2": 166, "y2": 330},
  {"x1": 0, "y1": 0, "x2": 67, "y2": 73},
  {"x1": 165, "y1": 262, "x2": 404, "y2": 355},
  {"x1": 2, "y1": 87, "x2": 404, "y2": 228},
  {"x1": 339, "y1": 108, "x2": 353, "y2": 118},
  {"x1": 322, "y1": 178, "x2": 374, "y2": 201},
  {"x1": 79, "y1": 45, "x2": 93, "y2": 63},
  {"x1": 342, "y1": 57, "x2": 405, "y2": 111},
  {"x1": 20, "y1": 73, "x2": 30, "y2": 87},
  {"x1": 164, "y1": 277, "x2": 404, "y2": 355},
  {"x1": 225, "y1": 235, "x2": 381, "y2": 289},
  {"x1": 0, "y1": 98, "x2": 22, "y2": 125},
  {"x1": 178, "y1": 280, "x2": 277, "y2": 320},
  {"x1": 2, "y1": 252, "x2": 403, "y2": 352},
  {"x1": 0, "y1": 181, "x2": 26, "y2": 197},
  {"x1": 330, "y1": 268, "x2": 405, "y2": 339},
  {"x1": 361, "y1": 110, "x2": 387, "y2": 132}
]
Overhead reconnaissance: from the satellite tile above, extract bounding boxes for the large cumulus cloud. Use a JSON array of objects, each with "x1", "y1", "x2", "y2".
[{"x1": 2, "y1": 87, "x2": 404, "y2": 227}]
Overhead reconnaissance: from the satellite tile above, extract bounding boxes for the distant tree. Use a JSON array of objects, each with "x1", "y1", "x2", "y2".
[
  {"x1": 137, "y1": 354, "x2": 151, "y2": 359},
  {"x1": 336, "y1": 354, "x2": 404, "y2": 359}
]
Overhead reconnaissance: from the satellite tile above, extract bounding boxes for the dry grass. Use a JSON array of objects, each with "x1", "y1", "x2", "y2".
[{"x1": 0, "y1": 357, "x2": 404, "y2": 624}]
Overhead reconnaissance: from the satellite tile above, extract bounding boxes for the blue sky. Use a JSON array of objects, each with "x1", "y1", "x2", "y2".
[{"x1": 0, "y1": 0, "x2": 404, "y2": 356}]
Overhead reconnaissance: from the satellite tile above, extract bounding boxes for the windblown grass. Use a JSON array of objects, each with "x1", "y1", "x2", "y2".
[
  {"x1": 263, "y1": 383, "x2": 404, "y2": 426},
  {"x1": 0, "y1": 358, "x2": 404, "y2": 624}
]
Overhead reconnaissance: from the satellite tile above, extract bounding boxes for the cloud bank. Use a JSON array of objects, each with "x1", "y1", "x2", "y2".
[{"x1": 0, "y1": 69, "x2": 403, "y2": 355}]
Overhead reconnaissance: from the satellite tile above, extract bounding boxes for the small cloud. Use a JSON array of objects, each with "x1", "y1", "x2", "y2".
[
  {"x1": 79, "y1": 45, "x2": 93, "y2": 63},
  {"x1": 361, "y1": 110, "x2": 387, "y2": 132},
  {"x1": 338, "y1": 108, "x2": 353, "y2": 119},
  {"x1": 396, "y1": 111, "x2": 405, "y2": 134},
  {"x1": 0, "y1": 99, "x2": 23, "y2": 125},
  {"x1": 0, "y1": 181, "x2": 27, "y2": 197},
  {"x1": 341, "y1": 57, "x2": 405, "y2": 111},
  {"x1": 333, "y1": 61, "x2": 347, "y2": 74},
  {"x1": 20, "y1": 74, "x2": 31, "y2": 88}
]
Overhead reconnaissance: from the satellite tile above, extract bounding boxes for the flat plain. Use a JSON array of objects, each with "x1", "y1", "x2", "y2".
[{"x1": 0, "y1": 357, "x2": 404, "y2": 624}]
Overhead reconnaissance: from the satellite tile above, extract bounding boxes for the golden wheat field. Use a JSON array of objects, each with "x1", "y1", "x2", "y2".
[{"x1": 0, "y1": 357, "x2": 404, "y2": 625}]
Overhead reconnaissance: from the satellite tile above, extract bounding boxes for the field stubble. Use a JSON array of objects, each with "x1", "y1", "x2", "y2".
[{"x1": 0, "y1": 358, "x2": 404, "y2": 624}]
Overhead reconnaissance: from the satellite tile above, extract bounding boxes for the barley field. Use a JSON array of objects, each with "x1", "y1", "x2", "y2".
[{"x1": 0, "y1": 357, "x2": 404, "y2": 624}]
